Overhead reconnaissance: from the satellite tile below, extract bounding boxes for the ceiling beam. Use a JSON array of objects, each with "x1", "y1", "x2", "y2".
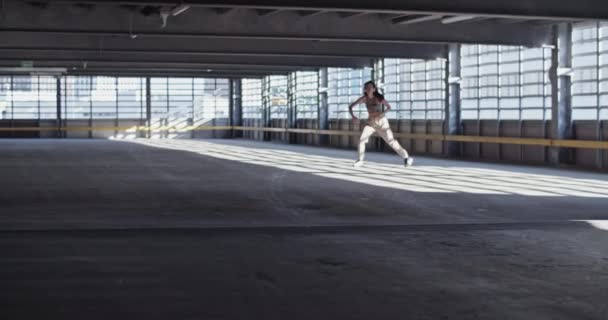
[
  {"x1": 0, "y1": 51, "x2": 372, "y2": 68},
  {"x1": 72, "y1": 67, "x2": 288, "y2": 74},
  {"x1": 297, "y1": 10, "x2": 326, "y2": 17},
  {"x1": 0, "y1": 59, "x2": 318, "y2": 70},
  {"x1": 0, "y1": 47, "x2": 380, "y2": 59},
  {"x1": 0, "y1": 59, "x2": 316, "y2": 72},
  {"x1": 338, "y1": 11, "x2": 370, "y2": 19},
  {"x1": 385, "y1": 13, "x2": 410, "y2": 20},
  {"x1": 393, "y1": 15, "x2": 443, "y2": 25},
  {"x1": 67, "y1": 71, "x2": 266, "y2": 78},
  {"x1": 0, "y1": 33, "x2": 448, "y2": 60},
  {"x1": 255, "y1": 8, "x2": 283, "y2": 16},
  {"x1": 48, "y1": 0, "x2": 604, "y2": 21},
  {"x1": 0, "y1": 28, "x2": 448, "y2": 44},
  {"x1": 441, "y1": 15, "x2": 476, "y2": 24}
]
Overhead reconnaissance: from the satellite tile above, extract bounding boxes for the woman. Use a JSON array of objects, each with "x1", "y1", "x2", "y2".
[{"x1": 349, "y1": 81, "x2": 413, "y2": 168}]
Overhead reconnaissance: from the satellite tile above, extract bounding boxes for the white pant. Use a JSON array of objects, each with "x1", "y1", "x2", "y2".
[{"x1": 358, "y1": 117, "x2": 409, "y2": 161}]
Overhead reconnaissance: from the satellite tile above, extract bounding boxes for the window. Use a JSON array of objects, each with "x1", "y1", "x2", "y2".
[
  {"x1": 167, "y1": 77, "x2": 194, "y2": 123},
  {"x1": 461, "y1": 45, "x2": 551, "y2": 120},
  {"x1": 572, "y1": 22, "x2": 608, "y2": 120},
  {"x1": 11, "y1": 76, "x2": 33, "y2": 92},
  {"x1": 242, "y1": 78, "x2": 263, "y2": 119},
  {"x1": 193, "y1": 78, "x2": 230, "y2": 123},
  {"x1": 383, "y1": 58, "x2": 446, "y2": 120},
  {"x1": 328, "y1": 67, "x2": 372, "y2": 119},
  {"x1": 0, "y1": 76, "x2": 57, "y2": 120},
  {"x1": 293, "y1": 71, "x2": 318, "y2": 119},
  {"x1": 117, "y1": 77, "x2": 145, "y2": 120},
  {"x1": 264, "y1": 75, "x2": 288, "y2": 119},
  {"x1": 150, "y1": 77, "x2": 230, "y2": 129},
  {"x1": 0, "y1": 75, "x2": 231, "y2": 123},
  {"x1": 62, "y1": 76, "x2": 91, "y2": 119},
  {"x1": 150, "y1": 77, "x2": 169, "y2": 125},
  {"x1": 91, "y1": 76, "x2": 117, "y2": 119},
  {"x1": 63, "y1": 76, "x2": 146, "y2": 120}
]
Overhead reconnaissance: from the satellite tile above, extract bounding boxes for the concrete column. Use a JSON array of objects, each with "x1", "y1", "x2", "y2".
[
  {"x1": 230, "y1": 79, "x2": 243, "y2": 138},
  {"x1": 88, "y1": 76, "x2": 93, "y2": 139},
  {"x1": 228, "y1": 79, "x2": 234, "y2": 138},
  {"x1": 318, "y1": 68, "x2": 329, "y2": 146},
  {"x1": 550, "y1": 23, "x2": 573, "y2": 165},
  {"x1": 260, "y1": 77, "x2": 269, "y2": 141},
  {"x1": 145, "y1": 77, "x2": 151, "y2": 138},
  {"x1": 56, "y1": 76, "x2": 62, "y2": 138},
  {"x1": 444, "y1": 44, "x2": 461, "y2": 157},
  {"x1": 287, "y1": 73, "x2": 297, "y2": 144}
]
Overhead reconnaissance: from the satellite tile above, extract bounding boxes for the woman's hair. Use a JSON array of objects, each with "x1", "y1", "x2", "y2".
[{"x1": 364, "y1": 80, "x2": 384, "y2": 102}]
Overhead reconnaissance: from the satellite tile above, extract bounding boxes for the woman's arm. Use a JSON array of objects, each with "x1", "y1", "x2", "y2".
[
  {"x1": 349, "y1": 96, "x2": 366, "y2": 119},
  {"x1": 381, "y1": 99, "x2": 392, "y2": 116}
]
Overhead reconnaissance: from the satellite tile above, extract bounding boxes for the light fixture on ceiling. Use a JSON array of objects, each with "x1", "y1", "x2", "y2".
[
  {"x1": 441, "y1": 15, "x2": 476, "y2": 24},
  {"x1": 171, "y1": 4, "x2": 191, "y2": 16}
]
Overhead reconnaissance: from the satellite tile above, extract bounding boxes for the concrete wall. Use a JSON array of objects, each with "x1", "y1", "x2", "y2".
[
  {"x1": 461, "y1": 120, "x2": 550, "y2": 164},
  {"x1": 296, "y1": 119, "x2": 319, "y2": 146},
  {"x1": 0, "y1": 120, "x2": 42, "y2": 138},
  {"x1": 572, "y1": 120, "x2": 608, "y2": 168},
  {"x1": 269, "y1": 119, "x2": 288, "y2": 142},
  {"x1": 192, "y1": 118, "x2": 231, "y2": 139},
  {"x1": 1, "y1": 119, "x2": 144, "y2": 139},
  {"x1": 242, "y1": 119, "x2": 264, "y2": 141}
]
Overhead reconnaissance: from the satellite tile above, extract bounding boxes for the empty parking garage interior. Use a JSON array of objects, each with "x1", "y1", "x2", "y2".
[{"x1": 1, "y1": 1, "x2": 608, "y2": 319}]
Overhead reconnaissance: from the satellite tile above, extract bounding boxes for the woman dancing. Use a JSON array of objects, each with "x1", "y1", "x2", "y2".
[{"x1": 349, "y1": 81, "x2": 413, "y2": 168}]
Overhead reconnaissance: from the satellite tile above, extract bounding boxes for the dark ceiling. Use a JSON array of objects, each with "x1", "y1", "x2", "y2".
[{"x1": 0, "y1": 0, "x2": 604, "y2": 77}]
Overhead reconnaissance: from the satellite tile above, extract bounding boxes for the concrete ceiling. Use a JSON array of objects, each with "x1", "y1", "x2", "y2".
[{"x1": 0, "y1": 0, "x2": 601, "y2": 77}]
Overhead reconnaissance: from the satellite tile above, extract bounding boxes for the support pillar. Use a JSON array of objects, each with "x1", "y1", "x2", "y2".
[
  {"x1": 145, "y1": 77, "x2": 151, "y2": 138},
  {"x1": 231, "y1": 79, "x2": 243, "y2": 138},
  {"x1": 444, "y1": 44, "x2": 461, "y2": 157},
  {"x1": 318, "y1": 68, "x2": 329, "y2": 146},
  {"x1": 287, "y1": 73, "x2": 297, "y2": 144},
  {"x1": 550, "y1": 23, "x2": 573, "y2": 165},
  {"x1": 56, "y1": 76, "x2": 62, "y2": 138},
  {"x1": 261, "y1": 77, "x2": 271, "y2": 141}
]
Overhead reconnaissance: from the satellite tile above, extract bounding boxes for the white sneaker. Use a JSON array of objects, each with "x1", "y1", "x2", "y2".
[
  {"x1": 353, "y1": 160, "x2": 364, "y2": 168},
  {"x1": 404, "y1": 157, "x2": 414, "y2": 167}
]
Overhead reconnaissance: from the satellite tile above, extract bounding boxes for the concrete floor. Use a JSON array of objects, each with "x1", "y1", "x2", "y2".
[{"x1": 1, "y1": 138, "x2": 607, "y2": 319}]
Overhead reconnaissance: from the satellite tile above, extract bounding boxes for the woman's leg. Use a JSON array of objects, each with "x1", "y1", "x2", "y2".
[
  {"x1": 358, "y1": 125, "x2": 376, "y2": 161},
  {"x1": 376, "y1": 118, "x2": 410, "y2": 159}
]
